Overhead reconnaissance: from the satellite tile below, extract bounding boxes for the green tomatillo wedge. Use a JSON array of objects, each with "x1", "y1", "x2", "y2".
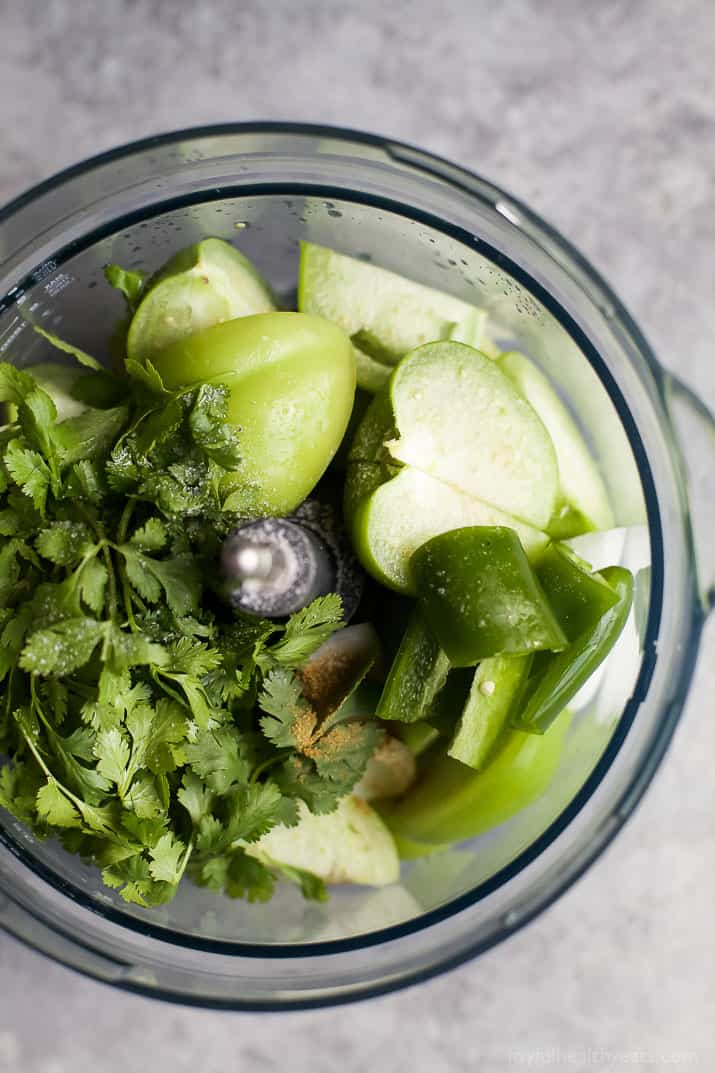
[
  {"x1": 411, "y1": 527, "x2": 567, "y2": 667},
  {"x1": 448, "y1": 654, "x2": 533, "y2": 770},
  {"x1": 535, "y1": 542, "x2": 619, "y2": 641},
  {"x1": 498, "y1": 351, "x2": 614, "y2": 536},
  {"x1": 387, "y1": 342, "x2": 559, "y2": 530},
  {"x1": 346, "y1": 386, "x2": 396, "y2": 465},
  {"x1": 148, "y1": 312, "x2": 356, "y2": 515},
  {"x1": 298, "y1": 242, "x2": 495, "y2": 392},
  {"x1": 383, "y1": 708, "x2": 571, "y2": 844},
  {"x1": 127, "y1": 237, "x2": 276, "y2": 363},
  {"x1": 376, "y1": 610, "x2": 450, "y2": 724},
  {"x1": 343, "y1": 386, "x2": 549, "y2": 591},
  {"x1": 514, "y1": 565, "x2": 633, "y2": 734}
]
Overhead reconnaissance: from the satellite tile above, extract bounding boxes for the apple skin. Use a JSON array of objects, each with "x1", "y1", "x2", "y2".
[{"x1": 150, "y1": 312, "x2": 356, "y2": 515}]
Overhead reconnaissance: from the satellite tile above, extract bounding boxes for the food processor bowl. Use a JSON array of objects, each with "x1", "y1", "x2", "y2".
[{"x1": 1, "y1": 124, "x2": 713, "y2": 1009}]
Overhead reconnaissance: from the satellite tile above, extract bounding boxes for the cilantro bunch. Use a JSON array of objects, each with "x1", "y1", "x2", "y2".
[{"x1": 0, "y1": 342, "x2": 375, "y2": 907}]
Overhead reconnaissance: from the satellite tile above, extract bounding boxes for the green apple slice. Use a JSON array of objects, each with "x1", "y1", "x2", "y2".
[
  {"x1": 246, "y1": 796, "x2": 400, "y2": 886},
  {"x1": 350, "y1": 465, "x2": 549, "y2": 592},
  {"x1": 498, "y1": 351, "x2": 614, "y2": 534},
  {"x1": 127, "y1": 238, "x2": 275, "y2": 363},
  {"x1": 387, "y1": 342, "x2": 559, "y2": 530},
  {"x1": 298, "y1": 242, "x2": 494, "y2": 391}
]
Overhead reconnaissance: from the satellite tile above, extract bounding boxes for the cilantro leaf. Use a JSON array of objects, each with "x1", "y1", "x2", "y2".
[
  {"x1": 94, "y1": 727, "x2": 131, "y2": 788},
  {"x1": 102, "y1": 853, "x2": 174, "y2": 907},
  {"x1": 132, "y1": 397, "x2": 185, "y2": 456},
  {"x1": 146, "y1": 701, "x2": 189, "y2": 775},
  {"x1": 18, "y1": 388, "x2": 61, "y2": 467},
  {"x1": 120, "y1": 546, "x2": 200, "y2": 617},
  {"x1": 4, "y1": 440, "x2": 51, "y2": 514},
  {"x1": 0, "y1": 362, "x2": 37, "y2": 405},
  {"x1": 66, "y1": 458, "x2": 105, "y2": 503},
  {"x1": 77, "y1": 556, "x2": 108, "y2": 615},
  {"x1": 129, "y1": 517, "x2": 167, "y2": 552},
  {"x1": 309, "y1": 720, "x2": 382, "y2": 789},
  {"x1": 204, "y1": 782, "x2": 288, "y2": 850},
  {"x1": 184, "y1": 727, "x2": 250, "y2": 794},
  {"x1": 54, "y1": 405, "x2": 129, "y2": 466},
  {"x1": 0, "y1": 761, "x2": 44, "y2": 823},
  {"x1": 36, "y1": 521, "x2": 93, "y2": 565},
  {"x1": 188, "y1": 384, "x2": 241, "y2": 469},
  {"x1": 0, "y1": 490, "x2": 41, "y2": 538},
  {"x1": 36, "y1": 778, "x2": 82, "y2": 828},
  {"x1": 105, "y1": 624, "x2": 169, "y2": 670},
  {"x1": 20, "y1": 616, "x2": 103, "y2": 676},
  {"x1": 0, "y1": 605, "x2": 35, "y2": 684},
  {"x1": 148, "y1": 832, "x2": 188, "y2": 885},
  {"x1": 273, "y1": 863, "x2": 328, "y2": 903},
  {"x1": 31, "y1": 326, "x2": 103, "y2": 371},
  {"x1": 259, "y1": 668, "x2": 315, "y2": 749},
  {"x1": 261, "y1": 594, "x2": 344, "y2": 669},
  {"x1": 103, "y1": 264, "x2": 148, "y2": 309},
  {"x1": 123, "y1": 775, "x2": 167, "y2": 821},
  {"x1": 197, "y1": 850, "x2": 275, "y2": 903},
  {"x1": 177, "y1": 771, "x2": 214, "y2": 826},
  {"x1": 274, "y1": 755, "x2": 348, "y2": 816},
  {"x1": 167, "y1": 637, "x2": 223, "y2": 678},
  {"x1": 124, "y1": 358, "x2": 168, "y2": 394}
]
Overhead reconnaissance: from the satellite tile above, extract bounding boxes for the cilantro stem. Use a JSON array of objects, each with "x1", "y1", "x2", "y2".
[
  {"x1": 13, "y1": 703, "x2": 78, "y2": 814},
  {"x1": 176, "y1": 838, "x2": 194, "y2": 885},
  {"x1": 14, "y1": 712, "x2": 54, "y2": 779},
  {"x1": 117, "y1": 500, "x2": 135, "y2": 545},
  {"x1": 150, "y1": 669, "x2": 190, "y2": 711},
  {"x1": 250, "y1": 752, "x2": 290, "y2": 783},
  {"x1": 102, "y1": 544, "x2": 119, "y2": 620},
  {"x1": 4, "y1": 667, "x2": 15, "y2": 722},
  {"x1": 30, "y1": 678, "x2": 62, "y2": 749},
  {"x1": 118, "y1": 562, "x2": 140, "y2": 633}
]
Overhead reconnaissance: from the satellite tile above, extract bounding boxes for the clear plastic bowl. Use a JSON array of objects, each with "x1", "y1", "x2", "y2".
[{"x1": 1, "y1": 124, "x2": 713, "y2": 1009}]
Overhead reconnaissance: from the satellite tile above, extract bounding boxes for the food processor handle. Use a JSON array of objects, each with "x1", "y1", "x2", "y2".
[{"x1": 663, "y1": 372, "x2": 715, "y2": 614}]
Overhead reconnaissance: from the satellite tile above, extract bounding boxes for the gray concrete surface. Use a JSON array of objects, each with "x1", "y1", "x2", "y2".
[{"x1": 1, "y1": 1, "x2": 714, "y2": 1070}]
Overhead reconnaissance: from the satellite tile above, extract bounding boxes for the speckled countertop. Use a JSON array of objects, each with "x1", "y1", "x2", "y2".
[{"x1": 1, "y1": 2, "x2": 714, "y2": 1070}]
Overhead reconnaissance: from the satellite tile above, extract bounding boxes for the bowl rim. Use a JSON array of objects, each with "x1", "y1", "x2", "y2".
[{"x1": 0, "y1": 121, "x2": 703, "y2": 1007}]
